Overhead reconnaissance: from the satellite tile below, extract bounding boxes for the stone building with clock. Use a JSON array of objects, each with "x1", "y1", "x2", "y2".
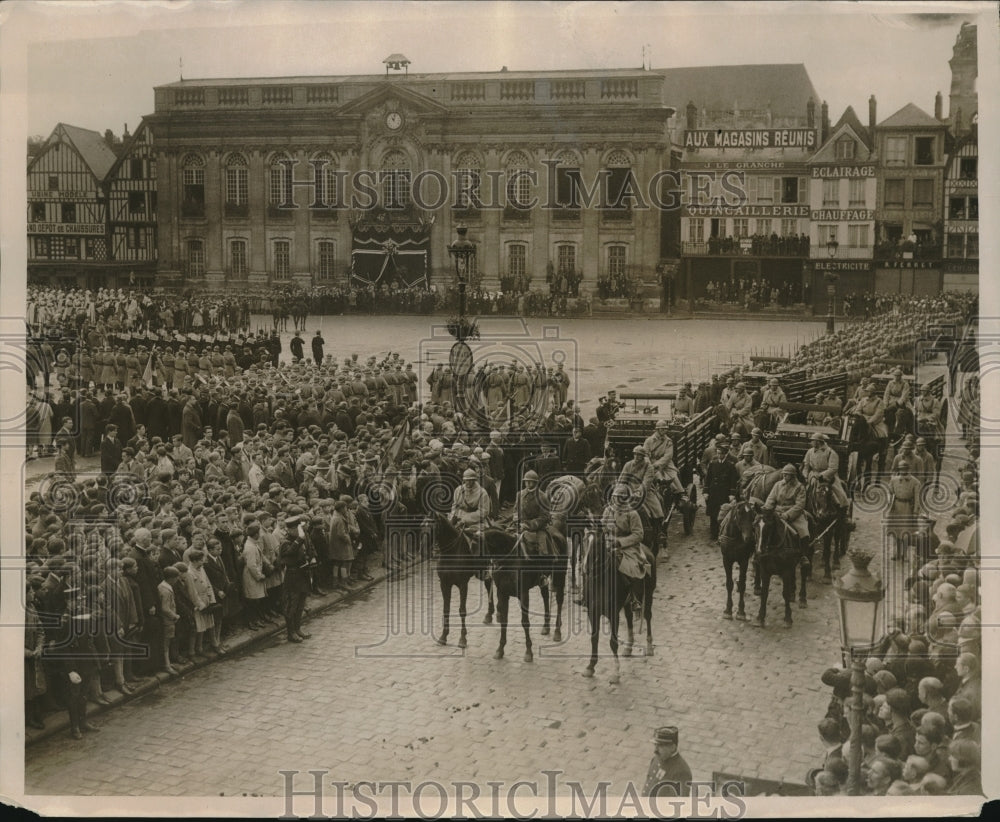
[{"x1": 146, "y1": 56, "x2": 683, "y2": 292}]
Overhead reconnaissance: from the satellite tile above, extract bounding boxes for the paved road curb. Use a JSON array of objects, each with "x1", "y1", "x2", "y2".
[{"x1": 25, "y1": 556, "x2": 420, "y2": 748}]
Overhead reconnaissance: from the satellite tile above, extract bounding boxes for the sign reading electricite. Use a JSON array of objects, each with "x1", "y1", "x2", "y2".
[
  {"x1": 684, "y1": 129, "x2": 817, "y2": 149},
  {"x1": 28, "y1": 223, "x2": 104, "y2": 235}
]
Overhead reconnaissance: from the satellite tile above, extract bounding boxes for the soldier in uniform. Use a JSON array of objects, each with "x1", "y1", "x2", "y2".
[
  {"x1": 618, "y1": 446, "x2": 664, "y2": 548},
  {"x1": 888, "y1": 459, "x2": 922, "y2": 518},
  {"x1": 643, "y1": 420, "x2": 685, "y2": 497},
  {"x1": 762, "y1": 464, "x2": 811, "y2": 566},
  {"x1": 748, "y1": 427, "x2": 769, "y2": 466},
  {"x1": 855, "y1": 384, "x2": 888, "y2": 475},
  {"x1": 449, "y1": 468, "x2": 491, "y2": 554},
  {"x1": 915, "y1": 382, "x2": 943, "y2": 441},
  {"x1": 513, "y1": 469, "x2": 555, "y2": 557},
  {"x1": 735, "y1": 443, "x2": 766, "y2": 492},
  {"x1": 727, "y1": 382, "x2": 754, "y2": 434},
  {"x1": 719, "y1": 377, "x2": 737, "y2": 409},
  {"x1": 883, "y1": 367, "x2": 910, "y2": 434},
  {"x1": 801, "y1": 433, "x2": 850, "y2": 510},
  {"x1": 673, "y1": 382, "x2": 696, "y2": 417},
  {"x1": 642, "y1": 726, "x2": 692, "y2": 798},
  {"x1": 760, "y1": 377, "x2": 787, "y2": 429}
]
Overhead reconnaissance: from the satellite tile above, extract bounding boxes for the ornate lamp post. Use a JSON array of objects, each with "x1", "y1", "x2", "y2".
[
  {"x1": 825, "y1": 239, "x2": 839, "y2": 335},
  {"x1": 448, "y1": 223, "x2": 476, "y2": 331},
  {"x1": 447, "y1": 224, "x2": 477, "y2": 416},
  {"x1": 833, "y1": 548, "x2": 885, "y2": 796}
]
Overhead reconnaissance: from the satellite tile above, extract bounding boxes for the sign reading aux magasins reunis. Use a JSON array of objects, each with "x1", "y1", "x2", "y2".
[{"x1": 683, "y1": 129, "x2": 817, "y2": 149}]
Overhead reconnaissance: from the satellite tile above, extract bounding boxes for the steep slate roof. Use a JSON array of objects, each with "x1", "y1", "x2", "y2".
[
  {"x1": 656, "y1": 64, "x2": 820, "y2": 119},
  {"x1": 834, "y1": 106, "x2": 871, "y2": 147},
  {"x1": 58, "y1": 123, "x2": 119, "y2": 179},
  {"x1": 809, "y1": 110, "x2": 875, "y2": 164},
  {"x1": 877, "y1": 103, "x2": 943, "y2": 129}
]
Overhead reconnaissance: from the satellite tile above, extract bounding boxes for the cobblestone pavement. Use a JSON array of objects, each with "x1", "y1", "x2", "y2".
[{"x1": 25, "y1": 492, "x2": 858, "y2": 799}]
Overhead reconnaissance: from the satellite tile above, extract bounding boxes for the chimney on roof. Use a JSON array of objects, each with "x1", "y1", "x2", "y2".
[
  {"x1": 934, "y1": 91, "x2": 943, "y2": 120},
  {"x1": 123, "y1": 122, "x2": 130, "y2": 141},
  {"x1": 806, "y1": 97, "x2": 815, "y2": 129},
  {"x1": 869, "y1": 95, "x2": 877, "y2": 132},
  {"x1": 686, "y1": 101, "x2": 697, "y2": 132},
  {"x1": 820, "y1": 100, "x2": 830, "y2": 144}
]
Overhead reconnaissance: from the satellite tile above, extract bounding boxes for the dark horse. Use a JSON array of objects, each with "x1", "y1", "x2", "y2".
[
  {"x1": 804, "y1": 479, "x2": 846, "y2": 584},
  {"x1": 845, "y1": 413, "x2": 887, "y2": 488},
  {"x1": 718, "y1": 499, "x2": 756, "y2": 621},
  {"x1": 547, "y1": 473, "x2": 605, "y2": 593},
  {"x1": 431, "y1": 512, "x2": 567, "y2": 660},
  {"x1": 580, "y1": 523, "x2": 655, "y2": 683},
  {"x1": 430, "y1": 512, "x2": 489, "y2": 649},
  {"x1": 752, "y1": 507, "x2": 804, "y2": 628}
]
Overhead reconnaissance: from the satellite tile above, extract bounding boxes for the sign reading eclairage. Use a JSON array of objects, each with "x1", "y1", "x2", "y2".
[
  {"x1": 28, "y1": 222, "x2": 104, "y2": 235},
  {"x1": 684, "y1": 129, "x2": 817, "y2": 149},
  {"x1": 683, "y1": 204, "x2": 809, "y2": 217},
  {"x1": 811, "y1": 209, "x2": 875, "y2": 221},
  {"x1": 811, "y1": 166, "x2": 876, "y2": 178}
]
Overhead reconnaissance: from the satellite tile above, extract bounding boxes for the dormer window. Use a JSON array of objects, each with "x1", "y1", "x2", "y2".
[{"x1": 835, "y1": 137, "x2": 856, "y2": 160}]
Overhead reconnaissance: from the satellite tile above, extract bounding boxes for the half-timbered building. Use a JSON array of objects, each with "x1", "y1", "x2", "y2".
[
  {"x1": 106, "y1": 119, "x2": 159, "y2": 287},
  {"x1": 27, "y1": 123, "x2": 117, "y2": 287}
]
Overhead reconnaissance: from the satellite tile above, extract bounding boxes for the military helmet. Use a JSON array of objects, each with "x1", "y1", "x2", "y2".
[{"x1": 522, "y1": 470, "x2": 539, "y2": 483}]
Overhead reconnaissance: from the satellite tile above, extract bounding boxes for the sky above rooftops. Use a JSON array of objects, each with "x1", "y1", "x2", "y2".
[{"x1": 5, "y1": 1, "x2": 987, "y2": 138}]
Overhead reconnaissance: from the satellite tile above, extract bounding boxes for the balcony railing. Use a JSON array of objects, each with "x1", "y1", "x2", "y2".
[
  {"x1": 180, "y1": 201, "x2": 205, "y2": 220},
  {"x1": 873, "y1": 242, "x2": 943, "y2": 262},
  {"x1": 682, "y1": 237, "x2": 810, "y2": 257},
  {"x1": 224, "y1": 202, "x2": 249, "y2": 220},
  {"x1": 503, "y1": 206, "x2": 531, "y2": 222},
  {"x1": 810, "y1": 246, "x2": 872, "y2": 260}
]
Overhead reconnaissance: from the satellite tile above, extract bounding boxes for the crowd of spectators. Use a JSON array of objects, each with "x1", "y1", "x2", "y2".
[
  {"x1": 810, "y1": 455, "x2": 981, "y2": 796},
  {"x1": 22, "y1": 309, "x2": 586, "y2": 739},
  {"x1": 702, "y1": 278, "x2": 802, "y2": 309}
]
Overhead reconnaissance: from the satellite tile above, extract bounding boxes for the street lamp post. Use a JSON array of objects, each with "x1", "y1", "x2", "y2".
[
  {"x1": 825, "y1": 239, "x2": 839, "y2": 335},
  {"x1": 833, "y1": 549, "x2": 885, "y2": 796},
  {"x1": 449, "y1": 223, "x2": 475, "y2": 328}
]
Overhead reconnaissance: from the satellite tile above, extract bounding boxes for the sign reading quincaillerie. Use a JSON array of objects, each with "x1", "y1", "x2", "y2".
[
  {"x1": 682, "y1": 204, "x2": 809, "y2": 218},
  {"x1": 684, "y1": 129, "x2": 817, "y2": 149},
  {"x1": 28, "y1": 222, "x2": 104, "y2": 235}
]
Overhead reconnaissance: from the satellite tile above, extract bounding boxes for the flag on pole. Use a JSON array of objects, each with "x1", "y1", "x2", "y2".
[
  {"x1": 142, "y1": 347, "x2": 155, "y2": 388},
  {"x1": 380, "y1": 420, "x2": 409, "y2": 472}
]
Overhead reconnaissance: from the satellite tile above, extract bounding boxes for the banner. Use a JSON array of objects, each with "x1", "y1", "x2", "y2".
[{"x1": 351, "y1": 230, "x2": 429, "y2": 289}]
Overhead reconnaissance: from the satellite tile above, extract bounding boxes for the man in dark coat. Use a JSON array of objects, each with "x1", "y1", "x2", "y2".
[
  {"x1": 704, "y1": 446, "x2": 739, "y2": 540},
  {"x1": 79, "y1": 390, "x2": 99, "y2": 457},
  {"x1": 100, "y1": 424, "x2": 123, "y2": 474},
  {"x1": 128, "y1": 528, "x2": 163, "y2": 676},
  {"x1": 181, "y1": 392, "x2": 202, "y2": 449},
  {"x1": 280, "y1": 515, "x2": 315, "y2": 642},
  {"x1": 289, "y1": 331, "x2": 305, "y2": 363},
  {"x1": 311, "y1": 331, "x2": 325, "y2": 366},
  {"x1": 561, "y1": 426, "x2": 592, "y2": 474},
  {"x1": 146, "y1": 389, "x2": 169, "y2": 442},
  {"x1": 108, "y1": 394, "x2": 136, "y2": 445}
]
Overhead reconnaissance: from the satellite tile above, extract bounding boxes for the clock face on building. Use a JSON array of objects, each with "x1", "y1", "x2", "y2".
[{"x1": 385, "y1": 112, "x2": 403, "y2": 131}]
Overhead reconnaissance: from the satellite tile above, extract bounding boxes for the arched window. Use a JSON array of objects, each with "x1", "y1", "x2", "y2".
[
  {"x1": 505, "y1": 151, "x2": 531, "y2": 214},
  {"x1": 554, "y1": 150, "x2": 581, "y2": 216},
  {"x1": 225, "y1": 154, "x2": 248, "y2": 205},
  {"x1": 604, "y1": 150, "x2": 633, "y2": 216},
  {"x1": 269, "y1": 153, "x2": 293, "y2": 206},
  {"x1": 181, "y1": 154, "x2": 205, "y2": 217},
  {"x1": 381, "y1": 149, "x2": 410, "y2": 209},
  {"x1": 312, "y1": 152, "x2": 339, "y2": 208},
  {"x1": 454, "y1": 150, "x2": 482, "y2": 210}
]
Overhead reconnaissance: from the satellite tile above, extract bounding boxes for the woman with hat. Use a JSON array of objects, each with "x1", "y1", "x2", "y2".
[{"x1": 328, "y1": 500, "x2": 355, "y2": 588}]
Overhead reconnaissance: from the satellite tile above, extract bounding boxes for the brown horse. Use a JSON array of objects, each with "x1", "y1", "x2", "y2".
[
  {"x1": 718, "y1": 499, "x2": 756, "y2": 621},
  {"x1": 580, "y1": 522, "x2": 655, "y2": 683},
  {"x1": 752, "y1": 507, "x2": 802, "y2": 628},
  {"x1": 430, "y1": 512, "x2": 489, "y2": 649}
]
